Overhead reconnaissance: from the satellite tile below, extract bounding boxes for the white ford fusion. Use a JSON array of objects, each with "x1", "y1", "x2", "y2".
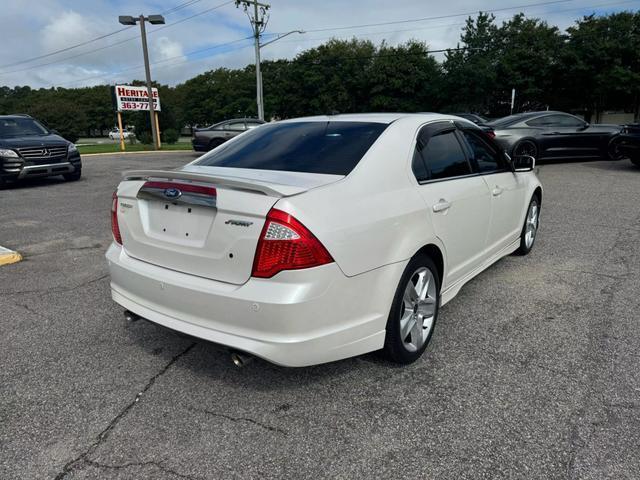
[{"x1": 106, "y1": 113, "x2": 542, "y2": 366}]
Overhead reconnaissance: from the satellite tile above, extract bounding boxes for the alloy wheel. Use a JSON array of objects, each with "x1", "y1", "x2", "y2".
[
  {"x1": 525, "y1": 201, "x2": 539, "y2": 249},
  {"x1": 514, "y1": 140, "x2": 537, "y2": 158},
  {"x1": 399, "y1": 267, "x2": 437, "y2": 352}
]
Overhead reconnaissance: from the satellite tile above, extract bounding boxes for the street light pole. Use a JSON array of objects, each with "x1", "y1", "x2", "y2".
[
  {"x1": 118, "y1": 14, "x2": 165, "y2": 150},
  {"x1": 138, "y1": 16, "x2": 159, "y2": 149}
]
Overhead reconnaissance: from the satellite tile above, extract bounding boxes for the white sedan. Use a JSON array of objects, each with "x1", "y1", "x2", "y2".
[
  {"x1": 108, "y1": 128, "x2": 132, "y2": 140},
  {"x1": 106, "y1": 113, "x2": 542, "y2": 367}
]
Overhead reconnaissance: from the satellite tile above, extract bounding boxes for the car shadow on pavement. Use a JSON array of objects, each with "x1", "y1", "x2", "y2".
[
  {"x1": 1, "y1": 175, "x2": 70, "y2": 190},
  {"x1": 121, "y1": 312, "x2": 413, "y2": 391}
]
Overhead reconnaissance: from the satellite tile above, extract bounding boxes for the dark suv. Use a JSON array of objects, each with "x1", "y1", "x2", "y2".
[
  {"x1": 192, "y1": 118, "x2": 265, "y2": 152},
  {"x1": 0, "y1": 114, "x2": 81, "y2": 188}
]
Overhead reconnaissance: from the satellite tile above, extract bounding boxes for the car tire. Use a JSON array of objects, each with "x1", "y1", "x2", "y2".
[
  {"x1": 630, "y1": 155, "x2": 640, "y2": 168},
  {"x1": 516, "y1": 195, "x2": 540, "y2": 255},
  {"x1": 382, "y1": 253, "x2": 440, "y2": 364},
  {"x1": 208, "y1": 138, "x2": 225, "y2": 151},
  {"x1": 513, "y1": 139, "x2": 538, "y2": 159},
  {"x1": 63, "y1": 169, "x2": 82, "y2": 182},
  {"x1": 607, "y1": 135, "x2": 626, "y2": 160}
]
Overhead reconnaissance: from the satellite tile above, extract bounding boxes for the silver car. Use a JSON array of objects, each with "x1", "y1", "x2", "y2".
[{"x1": 191, "y1": 118, "x2": 265, "y2": 152}]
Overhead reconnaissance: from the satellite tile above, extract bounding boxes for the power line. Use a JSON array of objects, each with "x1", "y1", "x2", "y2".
[
  {"x1": 275, "y1": 0, "x2": 637, "y2": 46},
  {"x1": 50, "y1": 36, "x2": 254, "y2": 88},
  {"x1": 0, "y1": 0, "x2": 236, "y2": 76},
  {"x1": 0, "y1": 27, "x2": 134, "y2": 70},
  {"x1": 162, "y1": 0, "x2": 207, "y2": 15},
  {"x1": 302, "y1": 0, "x2": 575, "y2": 33}
]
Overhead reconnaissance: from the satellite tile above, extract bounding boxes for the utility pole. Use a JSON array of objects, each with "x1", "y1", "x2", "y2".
[
  {"x1": 236, "y1": 0, "x2": 270, "y2": 121},
  {"x1": 119, "y1": 14, "x2": 165, "y2": 149}
]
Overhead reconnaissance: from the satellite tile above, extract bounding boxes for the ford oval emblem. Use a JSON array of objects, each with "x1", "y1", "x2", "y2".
[{"x1": 164, "y1": 188, "x2": 182, "y2": 199}]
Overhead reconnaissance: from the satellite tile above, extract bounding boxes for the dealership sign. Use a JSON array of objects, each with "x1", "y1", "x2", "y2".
[{"x1": 113, "y1": 85, "x2": 161, "y2": 112}]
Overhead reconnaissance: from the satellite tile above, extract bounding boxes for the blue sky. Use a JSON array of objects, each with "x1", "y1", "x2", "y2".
[{"x1": 0, "y1": 0, "x2": 638, "y2": 88}]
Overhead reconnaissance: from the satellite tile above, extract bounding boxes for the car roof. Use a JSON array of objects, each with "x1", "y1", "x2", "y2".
[
  {"x1": 279, "y1": 113, "x2": 464, "y2": 125},
  {"x1": 488, "y1": 110, "x2": 570, "y2": 127}
]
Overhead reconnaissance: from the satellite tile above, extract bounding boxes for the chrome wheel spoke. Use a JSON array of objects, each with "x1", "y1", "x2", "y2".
[
  {"x1": 400, "y1": 312, "x2": 416, "y2": 341},
  {"x1": 399, "y1": 266, "x2": 437, "y2": 353},
  {"x1": 410, "y1": 315, "x2": 424, "y2": 347}
]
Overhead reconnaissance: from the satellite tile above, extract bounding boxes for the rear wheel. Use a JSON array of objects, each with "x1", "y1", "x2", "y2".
[
  {"x1": 208, "y1": 138, "x2": 225, "y2": 151},
  {"x1": 382, "y1": 254, "x2": 440, "y2": 364},
  {"x1": 516, "y1": 196, "x2": 540, "y2": 255},
  {"x1": 513, "y1": 139, "x2": 538, "y2": 159},
  {"x1": 607, "y1": 135, "x2": 625, "y2": 160}
]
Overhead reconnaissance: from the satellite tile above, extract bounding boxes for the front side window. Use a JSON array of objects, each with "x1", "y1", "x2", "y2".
[
  {"x1": 423, "y1": 131, "x2": 471, "y2": 180},
  {"x1": 461, "y1": 130, "x2": 504, "y2": 173},
  {"x1": 196, "y1": 121, "x2": 388, "y2": 175}
]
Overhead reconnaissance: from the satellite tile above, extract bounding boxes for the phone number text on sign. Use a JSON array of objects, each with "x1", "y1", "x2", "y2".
[
  {"x1": 121, "y1": 102, "x2": 156, "y2": 110},
  {"x1": 114, "y1": 85, "x2": 161, "y2": 112}
]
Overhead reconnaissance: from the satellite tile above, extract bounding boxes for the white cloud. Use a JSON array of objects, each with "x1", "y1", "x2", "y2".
[{"x1": 0, "y1": 0, "x2": 635, "y2": 88}]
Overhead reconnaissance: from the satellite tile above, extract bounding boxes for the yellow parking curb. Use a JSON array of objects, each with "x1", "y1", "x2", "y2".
[{"x1": 0, "y1": 246, "x2": 22, "y2": 266}]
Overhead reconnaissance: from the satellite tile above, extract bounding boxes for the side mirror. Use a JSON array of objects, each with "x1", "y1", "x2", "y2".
[
  {"x1": 512, "y1": 155, "x2": 536, "y2": 172},
  {"x1": 580, "y1": 122, "x2": 590, "y2": 130}
]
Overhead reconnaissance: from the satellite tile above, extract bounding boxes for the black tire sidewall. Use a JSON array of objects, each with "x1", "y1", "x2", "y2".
[
  {"x1": 383, "y1": 254, "x2": 440, "y2": 364},
  {"x1": 518, "y1": 196, "x2": 540, "y2": 254},
  {"x1": 513, "y1": 139, "x2": 538, "y2": 159},
  {"x1": 208, "y1": 139, "x2": 224, "y2": 151}
]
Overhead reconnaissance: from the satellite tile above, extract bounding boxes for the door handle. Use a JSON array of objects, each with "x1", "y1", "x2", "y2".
[
  {"x1": 432, "y1": 199, "x2": 451, "y2": 213},
  {"x1": 492, "y1": 186, "x2": 504, "y2": 197}
]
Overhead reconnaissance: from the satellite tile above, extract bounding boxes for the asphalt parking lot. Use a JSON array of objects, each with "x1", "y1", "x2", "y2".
[{"x1": 1, "y1": 153, "x2": 639, "y2": 479}]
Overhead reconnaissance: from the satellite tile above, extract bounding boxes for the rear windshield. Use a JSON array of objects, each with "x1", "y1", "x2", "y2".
[{"x1": 195, "y1": 121, "x2": 388, "y2": 175}]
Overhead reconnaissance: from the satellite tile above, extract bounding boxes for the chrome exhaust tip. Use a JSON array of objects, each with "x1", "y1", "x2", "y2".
[
  {"x1": 124, "y1": 310, "x2": 140, "y2": 322},
  {"x1": 230, "y1": 351, "x2": 253, "y2": 368}
]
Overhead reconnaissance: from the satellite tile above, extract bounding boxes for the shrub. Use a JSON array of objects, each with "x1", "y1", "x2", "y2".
[
  {"x1": 162, "y1": 128, "x2": 179, "y2": 144},
  {"x1": 138, "y1": 131, "x2": 153, "y2": 145}
]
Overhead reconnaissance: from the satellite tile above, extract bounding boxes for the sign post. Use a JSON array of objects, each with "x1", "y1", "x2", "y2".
[
  {"x1": 113, "y1": 85, "x2": 162, "y2": 149},
  {"x1": 154, "y1": 111, "x2": 161, "y2": 149},
  {"x1": 510, "y1": 88, "x2": 516, "y2": 115},
  {"x1": 116, "y1": 111, "x2": 126, "y2": 151}
]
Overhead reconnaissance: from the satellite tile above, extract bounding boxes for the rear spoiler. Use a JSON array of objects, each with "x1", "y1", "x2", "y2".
[{"x1": 122, "y1": 169, "x2": 301, "y2": 197}]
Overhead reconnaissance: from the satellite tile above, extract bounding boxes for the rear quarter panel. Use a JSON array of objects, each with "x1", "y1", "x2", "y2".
[{"x1": 275, "y1": 118, "x2": 442, "y2": 278}]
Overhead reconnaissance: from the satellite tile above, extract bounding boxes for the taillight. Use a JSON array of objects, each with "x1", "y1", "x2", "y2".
[
  {"x1": 485, "y1": 129, "x2": 496, "y2": 139},
  {"x1": 252, "y1": 209, "x2": 333, "y2": 278},
  {"x1": 111, "y1": 191, "x2": 122, "y2": 245}
]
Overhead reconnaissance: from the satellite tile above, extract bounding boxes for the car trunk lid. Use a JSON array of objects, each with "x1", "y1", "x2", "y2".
[{"x1": 116, "y1": 167, "x2": 343, "y2": 285}]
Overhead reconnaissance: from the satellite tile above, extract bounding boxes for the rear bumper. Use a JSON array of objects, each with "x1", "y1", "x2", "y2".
[{"x1": 106, "y1": 244, "x2": 405, "y2": 366}]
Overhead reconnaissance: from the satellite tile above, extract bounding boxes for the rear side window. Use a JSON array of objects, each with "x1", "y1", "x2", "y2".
[
  {"x1": 423, "y1": 131, "x2": 471, "y2": 180},
  {"x1": 196, "y1": 121, "x2": 388, "y2": 175}
]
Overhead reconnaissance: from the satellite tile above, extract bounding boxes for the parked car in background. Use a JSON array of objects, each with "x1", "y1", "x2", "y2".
[
  {"x1": 452, "y1": 113, "x2": 489, "y2": 125},
  {"x1": 614, "y1": 124, "x2": 640, "y2": 168},
  {"x1": 192, "y1": 118, "x2": 266, "y2": 152},
  {"x1": 487, "y1": 111, "x2": 621, "y2": 161},
  {"x1": 109, "y1": 127, "x2": 133, "y2": 140},
  {"x1": 0, "y1": 114, "x2": 81, "y2": 188},
  {"x1": 107, "y1": 113, "x2": 541, "y2": 367},
  {"x1": 451, "y1": 113, "x2": 496, "y2": 138}
]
